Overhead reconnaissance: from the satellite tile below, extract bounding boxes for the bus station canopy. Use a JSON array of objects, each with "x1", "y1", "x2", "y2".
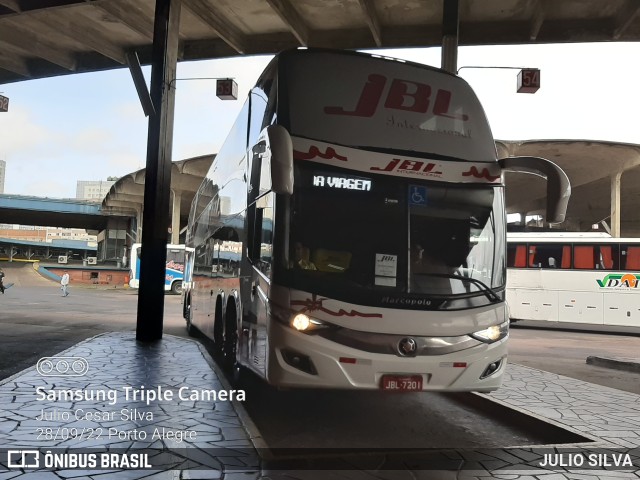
[
  {"x1": 498, "y1": 139, "x2": 640, "y2": 234},
  {"x1": 1, "y1": 0, "x2": 640, "y2": 85}
]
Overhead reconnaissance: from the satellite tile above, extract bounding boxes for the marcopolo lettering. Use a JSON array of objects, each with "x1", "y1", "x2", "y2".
[{"x1": 382, "y1": 296, "x2": 432, "y2": 306}]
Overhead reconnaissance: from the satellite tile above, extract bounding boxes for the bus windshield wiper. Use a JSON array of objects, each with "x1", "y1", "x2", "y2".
[{"x1": 413, "y1": 272, "x2": 501, "y2": 303}]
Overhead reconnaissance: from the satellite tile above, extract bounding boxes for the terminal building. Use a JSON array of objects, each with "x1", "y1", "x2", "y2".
[{"x1": 76, "y1": 178, "x2": 118, "y2": 201}]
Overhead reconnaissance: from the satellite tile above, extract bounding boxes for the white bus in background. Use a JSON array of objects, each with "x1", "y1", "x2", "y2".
[
  {"x1": 507, "y1": 232, "x2": 640, "y2": 333},
  {"x1": 182, "y1": 48, "x2": 570, "y2": 392},
  {"x1": 129, "y1": 243, "x2": 186, "y2": 294}
]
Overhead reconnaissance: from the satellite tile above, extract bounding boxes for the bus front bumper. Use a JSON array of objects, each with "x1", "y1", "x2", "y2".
[{"x1": 266, "y1": 320, "x2": 507, "y2": 392}]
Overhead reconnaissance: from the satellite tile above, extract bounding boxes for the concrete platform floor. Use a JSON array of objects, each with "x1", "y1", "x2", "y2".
[{"x1": 0, "y1": 332, "x2": 639, "y2": 479}]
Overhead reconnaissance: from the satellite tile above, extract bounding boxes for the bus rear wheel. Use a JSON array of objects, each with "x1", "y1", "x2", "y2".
[
  {"x1": 186, "y1": 305, "x2": 197, "y2": 337},
  {"x1": 222, "y1": 312, "x2": 238, "y2": 371},
  {"x1": 171, "y1": 281, "x2": 183, "y2": 295}
]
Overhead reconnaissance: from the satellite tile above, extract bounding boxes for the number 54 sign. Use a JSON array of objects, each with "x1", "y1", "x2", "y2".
[
  {"x1": 0, "y1": 94, "x2": 8, "y2": 112},
  {"x1": 517, "y1": 69, "x2": 540, "y2": 93}
]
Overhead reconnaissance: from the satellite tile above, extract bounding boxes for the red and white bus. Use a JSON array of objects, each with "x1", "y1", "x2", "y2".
[
  {"x1": 183, "y1": 49, "x2": 570, "y2": 392},
  {"x1": 507, "y1": 232, "x2": 640, "y2": 333}
]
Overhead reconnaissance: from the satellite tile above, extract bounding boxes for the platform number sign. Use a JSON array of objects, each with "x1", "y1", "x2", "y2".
[
  {"x1": 216, "y1": 78, "x2": 238, "y2": 100},
  {"x1": 0, "y1": 94, "x2": 8, "y2": 112},
  {"x1": 517, "y1": 69, "x2": 540, "y2": 93}
]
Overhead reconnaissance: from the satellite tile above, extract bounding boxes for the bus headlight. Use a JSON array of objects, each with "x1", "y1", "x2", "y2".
[
  {"x1": 291, "y1": 313, "x2": 328, "y2": 332},
  {"x1": 270, "y1": 304, "x2": 333, "y2": 334},
  {"x1": 470, "y1": 321, "x2": 509, "y2": 343},
  {"x1": 292, "y1": 313, "x2": 311, "y2": 331}
]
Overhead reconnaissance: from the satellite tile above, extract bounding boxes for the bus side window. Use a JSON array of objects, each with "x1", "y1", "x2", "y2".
[
  {"x1": 528, "y1": 246, "x2": 537, "y2": 267},
  {"x1": 529, "y1": 244, "x2": 564, "y2": 269},
  {"x1": 248, "y1": 193, "x2": 274, "y2": 277},
  {"x1": 598, "y1": 245, "x2": 616, "y2": 270},
  {"x1": 574, "y1": 246, "x2": 595, "y2": 269},
  {"x1": 561, "y1": 245, "x2": 571, "y2": 268},
  {"x1": 623, "y1": 246, "x2": 640, "y2": 270},
  {"x1": 507, "y1": 244, "x2": 526, "y2": 267}
]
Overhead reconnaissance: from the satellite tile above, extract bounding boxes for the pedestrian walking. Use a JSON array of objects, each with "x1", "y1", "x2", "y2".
[
  {"x1": 0, "y1": 268, "x2": 5, "y2": 294},
  {"x1": 60, "y1": 270, "x2": 70, "y2": 297}
]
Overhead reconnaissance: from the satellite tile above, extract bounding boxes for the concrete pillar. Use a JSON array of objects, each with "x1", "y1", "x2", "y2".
[
  {"x1": 135, "y1": 205, "x2": 143, "y2": 243},
  {"x1": 441, "y1": 0, "x2": 459, "y2": 74},
  {"x1": 137, "y1": 0, "x2": 182, "y2": 342},
  {"x1": 611, "y1": 170, "x2": 622, "y2": 237},
  {"x1": 170, "y1": 189, "x2": 181, "y2": 245}
]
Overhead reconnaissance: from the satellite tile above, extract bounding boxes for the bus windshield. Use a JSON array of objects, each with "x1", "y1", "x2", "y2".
[{"x1": 285, "y1": 162, "x2": 505, "y2": 309}]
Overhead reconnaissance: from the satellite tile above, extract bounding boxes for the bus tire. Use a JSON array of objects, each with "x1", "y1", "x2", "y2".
[
  {"x1": 186, "y1": 304, "x2": 197, "y2": 337},
  {"x1": 171, "y1": 280, "x2": 183, "y2": 295},
  {"x1": 213, "y1": 298, "x2": 224, "y2": 356},
  {"x1": 231, "y1": 361, "x2": 248, "y2": 387},
  {"x1": 222, "y1": 304, "x2": 238, "y2": 371}
]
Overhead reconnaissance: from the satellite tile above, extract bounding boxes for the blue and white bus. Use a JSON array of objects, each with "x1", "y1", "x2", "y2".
[{"x1": 129, "y1": 243, "x2": 186, "y2": 294}]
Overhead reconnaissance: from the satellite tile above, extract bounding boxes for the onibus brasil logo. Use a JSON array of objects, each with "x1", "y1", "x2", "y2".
[{"x1": 596, "y1": 273, "x2": 640, "y2": 288}]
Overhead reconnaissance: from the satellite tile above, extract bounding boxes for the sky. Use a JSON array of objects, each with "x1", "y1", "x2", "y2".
[{"x1": 1, "y1": 42, "x2": 639, "y2": 198}]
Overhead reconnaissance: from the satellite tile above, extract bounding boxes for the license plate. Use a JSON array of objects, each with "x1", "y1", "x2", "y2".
[{"x1": 381, "y1": 375, "x2": 423, "y2": 391}]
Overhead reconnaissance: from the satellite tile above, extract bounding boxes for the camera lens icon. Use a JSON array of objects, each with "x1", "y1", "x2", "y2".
[{"x1": 37, "y1": 357, "x2": 88, "y2": 376}]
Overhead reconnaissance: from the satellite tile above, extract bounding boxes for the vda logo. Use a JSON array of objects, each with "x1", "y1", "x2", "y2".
[{"x1": 596, "y1": 273, "x2": 640, "y2": 288}]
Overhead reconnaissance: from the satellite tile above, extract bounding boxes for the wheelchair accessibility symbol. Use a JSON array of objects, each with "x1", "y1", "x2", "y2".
[{"x1": 409, "y1": 186, "x2": 427, "y2": 205}]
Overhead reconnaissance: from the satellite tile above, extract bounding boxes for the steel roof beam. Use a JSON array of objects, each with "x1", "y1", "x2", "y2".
[
  {"x1": 183, "y1": 0, "x2": 246, "y2": 54},
  {"x1": 97, "y1": 1, "x2": 155, "y2": 40},
  {"x1": 0, "y1": 48, "x2": 30, "y2": 76},
  {"x1": 265, "y1": 0, "x2": 309, "y2": 47},
  {"x1": 0, "y1": 21, "x2": 76, "y2": 70},
  {"x1": 357, "y1": 0, "x2": 382, "y2": 47},
  {"x1": 613, "y1": 0, "x2": 640, "y2": 39},
  {"x1": 0, "y1": 0, "x2": 100, "y2": 18},
  {"x1": 30, "y1": 12, "x2": 126, "y2": 64},
  {"x1": 529, "y1": 0, "x2": 547, "y2": 41}
]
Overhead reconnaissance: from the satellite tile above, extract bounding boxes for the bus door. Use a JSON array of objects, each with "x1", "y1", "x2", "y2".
[{"x1": 240, "y1": 143, "x2": 273, "y2": 375}]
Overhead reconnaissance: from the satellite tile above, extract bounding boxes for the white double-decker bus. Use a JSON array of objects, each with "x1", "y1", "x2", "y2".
[
  {"x1": 183, "y1": 49, "x2": 570, "y2": 392},
  {"x1": 507, "y1": 232, "x2": 640, "y2": 333}
]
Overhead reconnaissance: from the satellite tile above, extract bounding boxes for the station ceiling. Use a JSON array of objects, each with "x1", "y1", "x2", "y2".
[
  {"x1": 2, "y1": 0, "x2": 640, "y2": 85},
  {"x1": 4, "y1": 0, "x2": 640, "y2": 235}
]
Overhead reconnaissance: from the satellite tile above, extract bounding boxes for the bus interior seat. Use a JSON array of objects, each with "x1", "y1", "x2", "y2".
[
  {"x1": 299, "y1": 245, "x2": 311, "y2": 263},
  {"x1": 312, "y1": 249, "x2": 352, "y2": 273}
]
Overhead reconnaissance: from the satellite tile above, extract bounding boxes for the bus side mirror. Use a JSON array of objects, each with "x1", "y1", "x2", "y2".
[
  {"x1": 268, "y1": 125, "x2": 294, "y2": 195},
  {"x1": 499, "y1": 156, "x2": 571, "y2": 225}
]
